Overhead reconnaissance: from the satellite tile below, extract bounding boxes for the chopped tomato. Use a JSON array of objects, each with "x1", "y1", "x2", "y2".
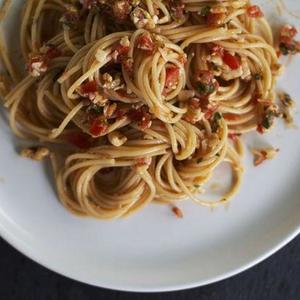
[
  {"x1": 206, "y1": 12, "x2": 226, "y2": 26},
  {"x1": 115, "y1": 109, "x2": 126, "y2": 119},
  {"x1": 253, "y1": 151, "x2": 267, "y2": 166},
  {"x1": 247, "y1": 5, "x2": 264, "y2": 18},
  {"x1": 45, "y1": 46, "x2": 61, "y2": 60},
  {"x1": 224, "y1": 114, "x2": 238, "y2": 121},
  {"x1": 117, "y1": 89, "x2": 130, "y2": 98},
  {"x1": 122, "y1": 58, "x2": 133, "y2": 75},
  {"x1": 280, "y1": 36, "x2": 294, "y2": 46},
  {"x1": 178, "y1": 54, "x2": 187, "y2": 64},
  {"x1": 128, "y1": 107, "x2": 147, "y2": 122},
  {"x1": 209, "y1": 44, "x2": 224, "y2": 56},
  {"x1": 276, "y1": 49, "x2": 281, "y2": 58},
  {"x1": 278, "y1": 25, "x2": 299, "y2": 55},
  {"x1": 127, "y1": 106, "x2": 152, "y2": 130},
  {"x1": 28, "y1": 55, "x2": 48, "y2": 77},
  {"x1": 251, "y1": 91, "x2": 262, "y2": 104},
  {"x1": 136, "y1": 158, "x2": 151, "y2": 167},
  {"x1": 165, "y1": 67, "x2": 180, "y2": 89},
  {"x1": 256, "y1": 98, "x2": 273, "y2": 105},
  {"x1": 204, "y1": 106, "x2": 218, "y2": 119},
  {"x1": 80, "y1": 80, "x2": 98, "y2": 95},
  {"x1": 189, "y1": 98, "x2": 201, "y2": 109},
  {"x1": 89, "y1": 119, "x2": 108, "y2": 136},
  {"x1": 228, "y1": 133, "x2": 239, "y2": 141},
  {"x1": 112, "y1": 0, "x2": 131, "y2": 22},
  {"x1": 136, "y1": 34, "x2": 155, "y2": 55},
  {"x1": 62, "y1": 4, "x2": 81, "y2": 26},
  {"x1": 172, "y1": 206, "x2": 183, "y2": 218},
  {"x1": 280, "y1": 25, "x2": 298, "y2": 39},
  {"x1": 112, "y1": 43, "x2": 130, "y2": 62},
  {"x1": 159, "y1": 122, "x2": 165, "y2": 129},
  {"x1": 196, "y1": 70, "x2": 214, "y2": 84},
  {"x1": 256, "y1": 124, "x2": 264, "y2": 134},
  {"x1": 65, "y1": 132, "x2": 92, "y2": 149},
  {"x1": 223, "y1": 52, "x2": 240, "y2": 70},
  {"x1": 169, "y1": 0, "x2": 185, "y2": 20},
  {"x1": 28, "y1": 45, "x2": 61, "y2": 77},
  {"x1": 173, "y1": 5, "x2": 185, "y2": 20}
]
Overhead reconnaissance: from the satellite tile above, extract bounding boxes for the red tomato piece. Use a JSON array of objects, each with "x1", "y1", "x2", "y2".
[
  {"x1": 206, "y1": 12, "x2": 226, "y2": 26},
  {"x1": 256, "y1": 124, "x2": 264, "y2": 134},
  {"x1": 280, "y1": 25, "x2": 298, "y2": 39},
  {"x1": 228, "y1": 133, "x2": 238, "y2": 141},
  {"x1": 89, "y1": 119, "x2": 108, "y2": 136},
  {"x1": 224, "y1": 114, "x2": 238, "y2": 121},
  {"x1": 165, "y1": 67, "x2": 180, "y2": 89},
  {"x1": 80, "y1": 80, "x2": 98, "y2": 95},
  {"x1": 137, "y1": 34, "x2": 155, "y2": 55},
  {"x1": 247, "y1": 5, "x2": 264, "y2": 18},
  {"x1": 45, "y1": 46, "x2": 61, "y2": 60},
  {"x1": 204, "y1": 106, "x2": 218, "y2": 119},
  {"x1": 210, "y1": 44, "x2": 224, "y2": 56},
  {"x1": 223, "y1": 52, "x2": 240, "y2": 70},
  {"x1": 65, "y1": 132, "x2": 91, "y2": 149}
]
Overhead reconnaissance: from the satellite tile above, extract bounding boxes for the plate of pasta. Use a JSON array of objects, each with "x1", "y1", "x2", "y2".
[{"x1": 0, "y1": 0, "x2": 299, "y2": 292}]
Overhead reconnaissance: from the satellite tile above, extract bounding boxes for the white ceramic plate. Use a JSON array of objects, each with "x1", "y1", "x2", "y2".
[{"x1": 0, "y1": 0, "x2": 299, "y2": 292}]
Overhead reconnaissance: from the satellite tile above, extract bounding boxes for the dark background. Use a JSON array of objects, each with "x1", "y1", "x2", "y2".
[{"x1": 0, "y1": 236, "x2": 299, "y2": 300}]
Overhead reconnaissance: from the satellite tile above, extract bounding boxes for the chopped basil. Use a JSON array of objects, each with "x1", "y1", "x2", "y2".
[
  {"x1": 87, "y1": 104, "x2": 102, "y2": 115},
  {"x1": 282, "y1": 93, "x2": 292, "y2": 106},
  {"x1": 279, "y1": 43, "x2": 289, "y2": 56},
  {"x1": 213, "y1": 65, "x2": 220, "y2": 71},
  {"x1": 197, "y1": 83, "x2": 215, "y2": 95},
  {"x1": 197, "y1": 83, "x2": 206, "y2": 94},
  {"x1": 262, "y1": 117, "x2": 270, "y2": 129},
  {"x1": 200, "y1": 6, "x2": 211, "y2": 17},
  {"x1": 194, "y1": 184, "x2": 200, "y2": 188},
  {"x1": 216, "y1": 153, "x2": 220, "y2": 157},
  {"x1": 254, "y1": 73, "x2": 262, "y2": 80},
  {"x1": 197, "y1": 158, "x2": 202, "y2": 163},
  {"x1": 213, "y1": 112, "x2": 222, "y2": 121},
  {"x1": 211, "y1": 112, "x2": 222, "y2": 132}
]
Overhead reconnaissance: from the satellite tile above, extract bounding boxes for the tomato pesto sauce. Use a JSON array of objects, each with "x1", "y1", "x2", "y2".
[{"x1": 0, "y1": 0, "x2": 299, "y2": 219}]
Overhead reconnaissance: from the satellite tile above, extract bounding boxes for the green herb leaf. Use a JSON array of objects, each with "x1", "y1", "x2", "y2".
[
  {"x1": 200, "y1": 6, "x2": 211, "y2": 17},
  {"x1": 213, "y1": 112, "x2": 222, "y2": 121},
  {"x1": 197, "y1": 83, "x2": 206, "y2": 94},
  {"x1": 197, "y1": 158, "x2": 202, "y2": 163},
  {"x1": 213, "y1": 65, "x2": 220, "y2": 71},
  {"x1": 211, "y1": 112, "x2": 222, "y2": 132},
  {"x1": 87, "y1": 104, "x2": 102, "y2": 115},
  {"x1": 254, "y1": 73, "x2": 262, "y2": 80},
  {"x1": 197, "y1": 83, "x2": 215, "y2": 95},
  {"x1": 279, "y1": 43, "x2": 289, "y2": 55},
  {"x1": 282, "y1": 93, "x2": 292, "y2": 106},
  {"x1": 262, "y1": 117, "x2": 270, "y2": 129}
]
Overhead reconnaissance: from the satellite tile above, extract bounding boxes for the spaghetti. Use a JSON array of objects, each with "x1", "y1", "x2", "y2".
[{"x1": 0, "y1": 0, "x2": 293, "y2": 219}]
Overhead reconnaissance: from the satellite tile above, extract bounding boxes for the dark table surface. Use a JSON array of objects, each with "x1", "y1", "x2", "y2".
[{"x1": 1, "y1": 235, "x2": 299, "y2": 300}]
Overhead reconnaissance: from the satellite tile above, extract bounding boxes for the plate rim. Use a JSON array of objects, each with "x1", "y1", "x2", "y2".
[
  {"x1": 0, "y1": 218, "x2": 299, "y2": 292},
  {"x1": 0, "y1": 0, "x2": 300, "y2": 293}
]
